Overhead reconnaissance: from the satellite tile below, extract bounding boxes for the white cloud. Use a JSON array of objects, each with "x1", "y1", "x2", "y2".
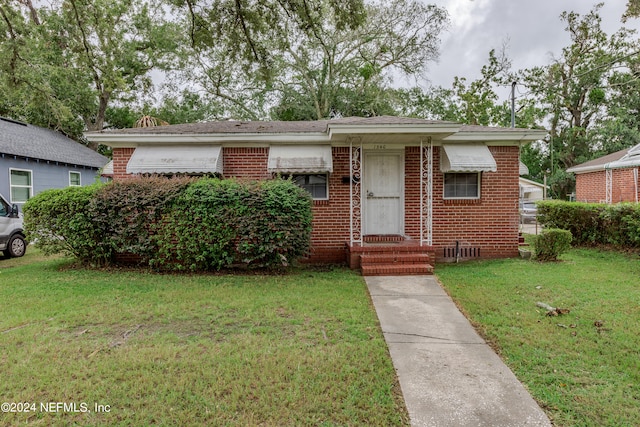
[{"x1": 425, "y1": 0, "x2": 639, "y2": 88}]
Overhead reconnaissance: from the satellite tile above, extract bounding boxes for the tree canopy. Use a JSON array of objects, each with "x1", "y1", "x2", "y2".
[{"x1": 1, "y1": 0, "x2": 640, "y2": 201}]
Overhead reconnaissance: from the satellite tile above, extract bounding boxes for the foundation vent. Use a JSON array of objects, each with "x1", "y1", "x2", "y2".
[{"x1": 443, "y1": 243, "x2": 481, "y2": 260}]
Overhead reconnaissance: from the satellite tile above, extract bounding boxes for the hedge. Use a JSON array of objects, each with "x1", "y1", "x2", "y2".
[
  {"x1": 537, "y1": 200, "x2": 640, "y2": 248},
  {"x1": 152, "y1": 178, "x2": 313, "y2": 271},
  {"x1": 23, "y1": 184, "x2": 107, "y2": 265},
  {"x1": 92, "y1": 176, "x2": 194, "y2": 264},
  {"x1": 23, "y1": 176, "x2": 313, "y2": 270}
]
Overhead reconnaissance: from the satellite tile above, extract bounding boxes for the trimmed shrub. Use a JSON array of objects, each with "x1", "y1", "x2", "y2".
[
  {"x1": 537, "y1": 200, "x2": 603, "y2": 245},
  {"x1": 537, "y1": 200, "x2": 640, "y2": 248},
  {"x1": 234, "y1": 178, "x2": 313, "y2": 267},
  {"x1": 152, "y1": 178, "x2": 313, "y2": 271},
  {"x1": 23, "y1": 184, "x2": 108, "y2": 265},
  {"x1": 152, "y1": 179, "x2": 247, "y2": 271},
  {"x1": 91, "y1": 176, "x2": 194, "y2": 263},
  {"x1": 534, "y1": 228, "x2": 573, "y2": 261}
]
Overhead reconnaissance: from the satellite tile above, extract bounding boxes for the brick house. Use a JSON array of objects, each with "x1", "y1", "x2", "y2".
[
  {"x1": 567, "y1": 143, "x2": 640, "y2": 204},
  {"x1": 86, "y1": 116, "x2": 545, "y2": 274}
]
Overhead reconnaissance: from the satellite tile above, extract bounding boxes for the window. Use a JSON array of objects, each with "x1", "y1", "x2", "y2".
[
  {"x1": 10, "y1": 169, "x2": 32, "y2": 203},
  {"x1": 444, "y1": 173, "x2": 480, "y2": 199},
  {"x1": 283, "y1": 174, "x2": 328, "y2": 200},
  {"x1": 69, "y1": 171, "x2": 81, "y2": 186},
  {"x1": 0, "y1": 198, "x2": 7, "y2": 216}
]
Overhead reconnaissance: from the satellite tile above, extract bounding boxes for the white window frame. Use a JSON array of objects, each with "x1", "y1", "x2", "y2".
[
  {"x1": 9, "y1": 168, "x2": 33, "y2": 203},
  {"x1": 282, "y1": 173, "x2": 329, "y2": 201},
  {"x1": 443, "y1": 172, "x2": 481, "y2": 200},
  {"x1": 69, "y1": 171, "x2": 82, "y2": 186}
]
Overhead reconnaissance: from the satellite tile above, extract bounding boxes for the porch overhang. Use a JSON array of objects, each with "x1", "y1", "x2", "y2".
[
  {"x1": 126, "y1": 145, "x2": 223, "y2": 174},
  {"x1": 440, "y1": 144, "x2": 497, "y2": 173}
]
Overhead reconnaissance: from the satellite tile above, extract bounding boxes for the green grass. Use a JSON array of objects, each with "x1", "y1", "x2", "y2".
[
  {"x1": 436, "y1": 245, "x2": 640, "y2": 427},
  {"x1": 0, "y1": 251, "x2": 408, "y2": 426}
]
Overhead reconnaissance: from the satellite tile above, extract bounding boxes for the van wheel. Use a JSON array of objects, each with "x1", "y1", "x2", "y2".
[{"x1": 8, "y1": 235, "x2": 26, "y2": 257}]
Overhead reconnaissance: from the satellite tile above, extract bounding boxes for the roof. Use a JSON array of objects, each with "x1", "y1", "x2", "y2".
[
  {"x1": 567, "y1": 144, "x2": 640, "y2": 174},
  {"x1": 85, "y1": 116, "x2": 547, "y2": 147},
  {"x1": 88, "y1": 116, "x2": 455, "y2": 135},
  {"x1": 0, "y1": 117, "x2": 108, "y2": 168},
  {"x1": 519, "y1": 177, "x2": 547, "y2": 189}
]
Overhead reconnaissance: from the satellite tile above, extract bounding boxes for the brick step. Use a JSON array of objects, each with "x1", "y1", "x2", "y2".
[
  {"x1": 361, "y1": 263, "x2": 434, "y2": 276},
  {"x1": 360, "y1": 253, "x2": 431, "y2": 265},
  {"x1": 518, "y1": 234, "x2": 529, "y2": 247}
]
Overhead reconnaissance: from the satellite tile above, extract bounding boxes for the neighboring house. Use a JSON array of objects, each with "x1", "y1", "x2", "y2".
[
  {"x1": 519, "y1": 177, "x2": 545, "y2": 201},
  {"x1": 518, "y1": 162, "x2": 546, "y2": 201},
  {"x1": 1, "y1": 117, "x2": 109, "y2": 205},
  {"x1": 86, "y1": 116, "x2": 546, "y2": 274},
  {"x1": 567, "y1": 143, "x2": 640, "y2": 204}
]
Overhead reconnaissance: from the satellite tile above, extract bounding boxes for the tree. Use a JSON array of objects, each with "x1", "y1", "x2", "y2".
[
  {"x1": 105, "y1": 90, "x2": 224, "y2": 129},
  {"x1": 623, "y1": 0, "x2": 640, "y2": 22},
  {"x1": 0, "y1": 0, "x2": 180, "y2": 145},
  {"x1": 174, "y1": 0, "x2": 448, "y2": 120},
  {"x1": 519, "y1": 4, "x2": 638, "y2": 198},
  {"x1": 0, "y1": 1, "x2": 92, "y2": 138},
  {"x1": 590, "y1": 52, "x2": 640, "y2": 155},
  {"x1": 400, "y1": 49, "x2": 545, "y2": 128}
]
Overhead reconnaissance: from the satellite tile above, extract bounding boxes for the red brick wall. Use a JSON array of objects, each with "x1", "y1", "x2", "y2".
[
  {"x1": 575, "y1": 168, "x2": 639, "y2": 203},
  {"x1": 404, "y1": 147, "x2": 422, "y2": 240},
  {"x1": 614, "y1": 168, "x2": 638, "y2": 203},
  {"x1": 430, "y1": 146, "x2": 520, "y2": 261},
  {"x1": 223, "y1": 147, "x2": 269, "y2": 180},
  {"x1": 307, "y1": 147, "x2": 352, "y2": 263},
  {"x1": 575, "y1": 171, "x2": 607, "y2": 203},
  {"x1": 111, "y1": 145, "x2": 523, "y2": 264},
  {"x1": 112, "y1": 148, "x2": 135, "y2": 180}
]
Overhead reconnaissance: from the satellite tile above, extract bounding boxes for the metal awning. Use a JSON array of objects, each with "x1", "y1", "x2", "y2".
[
  {"x1": 101, "y1": 160, "x2": 113, "y2": 176},
  {"x1": 605, "y1": 143, "x2": 640, "y2": 170},
  {"x1": 440, "y1": 144, "x2": 497, "y2": 173},
  {"x1": 267, "y1": 145, "x2": 333, "y2": 173},
  {"x1": 126, "y1": 145, "x2": 223, "y2": 174}
]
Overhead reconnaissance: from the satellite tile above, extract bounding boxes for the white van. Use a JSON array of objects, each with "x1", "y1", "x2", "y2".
[{"x1": 0, "y1": 194, "x2": 26, "y2": 257}]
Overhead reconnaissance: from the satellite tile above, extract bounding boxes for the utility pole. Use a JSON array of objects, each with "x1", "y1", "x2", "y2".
[{"x1": 510, "y1": 81, "x2": 516, "y2": 128}]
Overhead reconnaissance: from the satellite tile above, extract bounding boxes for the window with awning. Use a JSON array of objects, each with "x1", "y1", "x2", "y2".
[
  {"x1": 440, "y1": 144, "x2": 497, "y2": 173},
  {"x1": 267, "y1": 145, "x2": 333, "y2": 173},
  {"x1": 126, "y1": 146, "x2": 223, "y2": 174}
]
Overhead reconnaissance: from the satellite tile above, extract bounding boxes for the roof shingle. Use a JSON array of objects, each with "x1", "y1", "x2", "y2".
[{"x1": 0, "y1": 117, "x2": 108, "y2": 168}]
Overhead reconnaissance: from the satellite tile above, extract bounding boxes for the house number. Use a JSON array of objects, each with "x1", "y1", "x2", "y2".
[{"x1": 373, "y1": 144, "x2": 387, "y2": 150}]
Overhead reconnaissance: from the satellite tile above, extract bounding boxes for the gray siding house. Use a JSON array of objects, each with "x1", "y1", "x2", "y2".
[{"x1": 1, "y1": 117, "x2": 108, "y2": 205}]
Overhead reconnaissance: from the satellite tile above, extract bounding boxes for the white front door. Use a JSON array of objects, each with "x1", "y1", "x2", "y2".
[{"x1": 364, "y1": 151, "x2": 404, "y2": 235}]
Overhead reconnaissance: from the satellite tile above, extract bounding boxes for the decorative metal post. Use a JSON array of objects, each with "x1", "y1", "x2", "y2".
[
  {"x1": 420, "y1": 137, "x2": 433, "y2": 246},
  {"x1": 350, "y1": 138, "x2": 362, "y2": 245}
]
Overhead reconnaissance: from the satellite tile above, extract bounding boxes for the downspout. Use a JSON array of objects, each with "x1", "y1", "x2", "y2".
[{"x1": 635, "y1": 167, "x2": 639, "y2": 203}]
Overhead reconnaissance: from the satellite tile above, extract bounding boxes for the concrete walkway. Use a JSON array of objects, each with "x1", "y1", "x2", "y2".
[{"x1": 365, "y1": 275, "x2": 552, "y2": 427}]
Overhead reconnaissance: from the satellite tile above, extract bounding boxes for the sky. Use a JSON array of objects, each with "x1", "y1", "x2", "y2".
[{"x1": 420, "y1": 0, "x2": 639, "y2": 97}]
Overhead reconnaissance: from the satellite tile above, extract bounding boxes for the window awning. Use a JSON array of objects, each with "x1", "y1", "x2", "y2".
[
  {"x1": 267, "y1": 145, "x2": 333, "y2": 173},
  {"x1": 440, "y1": 144, "x2": 497, "y2": 173},
  {"x1": 101, "y1": 160, "x2": 114, "y2": 176},
  {"x1": 126, "y1": 145, "x2": 223, "y2": 174}
]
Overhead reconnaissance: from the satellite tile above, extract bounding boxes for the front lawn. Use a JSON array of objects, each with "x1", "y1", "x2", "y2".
[
  {"x1": 436, "y1": 247, "x2": 640, "y2": 427},
  {"x1": 0, "y1": 252, "x2": 408, "y2": 426}
]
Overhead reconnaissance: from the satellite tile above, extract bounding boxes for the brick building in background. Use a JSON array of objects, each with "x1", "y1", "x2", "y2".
[
  {"x1": 567, "y1": 143, "x2": 640, "y2": 204},
  {"x1": 86, "y1": 116, "x2": 545, "y2": 275}
]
